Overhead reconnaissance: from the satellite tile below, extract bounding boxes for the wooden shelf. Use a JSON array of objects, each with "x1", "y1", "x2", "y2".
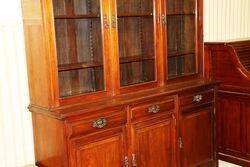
[
  {"x1": 119, "y1": 55, "x2": 155, "y2": 64},
  {"x1": 168, "y1": 50, "x2": 195, "y2": 58},
  {"x1": 117, "y1": 13, "x2": 153, "y2": 17},
  {"x1": 54, "y1": 14, "x2": 100, "y2": 19},
  {"x1": 168, "y1": 73, "x2": 196, "y2": 79},
  {"x1": 167, "y1": 12, "x2": 196, "y2": 16},
  {"x1": 58, "y1": 62, "x2": 103, "y2": 72}
]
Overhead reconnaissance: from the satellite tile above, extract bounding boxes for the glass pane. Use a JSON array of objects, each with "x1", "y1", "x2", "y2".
[
  {"x1": 168, "y1": 54, "x2": 196, "y2": 79},
  {"x1": 120, "y1": 60, "x2": 155, "y2": 86},
  {"x1": 167, "y1": 15, "x2": 195, "y2": 54},
  {"x1": 59, "y1": 68, "x2": 104, "y2": 97},
  {"x1": 167, "y1": 0, "x2": 196, "y2": 14},
  {"x1": 167, "y1": 14, "x2": 196, "y2": 79},
  {"x1": 54, "y1": 19, "x2": 103, "y2": 65},
  {"x1": 53, "y1": 0, "x2": 105, "y2": 97},
  {"x1": 53, "y1": 0, "x2": 100, "y2": 16},
  {"x1": 117, "y1": 0, "x2": 155, "y2": 87}
]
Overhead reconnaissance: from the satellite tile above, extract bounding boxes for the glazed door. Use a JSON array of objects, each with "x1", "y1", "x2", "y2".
[
  {"x1": 180, "y1": 106, "x2": 215, "y2": 167},
  {"x1": 112, "y1": 0, "x2": 161, "y2": 93},
  {"x1": 52, "y1": 0, "x2": 111, "y2": 99},
  {"x1": 131, "y1": 116, "x2": 176, "y2": 167},
  {"x1": 69, "y1": 128, "x2": 126, "y2": 167},
  {"x1": 163, "y1": 0, "x2": 201, "y2": 80}
]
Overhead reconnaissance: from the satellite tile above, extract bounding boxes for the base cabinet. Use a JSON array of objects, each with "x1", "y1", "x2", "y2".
[
  {"x1": 32, "y1": 85, "x2": 217, "y2": 167},
  {"x1": 180, "y1": 106, "x2": 215, "y2": 167}
]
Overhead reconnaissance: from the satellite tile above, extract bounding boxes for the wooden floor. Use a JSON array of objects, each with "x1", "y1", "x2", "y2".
[{"x1": 219, "y1": 161, "x2": 241, "y2": 167}]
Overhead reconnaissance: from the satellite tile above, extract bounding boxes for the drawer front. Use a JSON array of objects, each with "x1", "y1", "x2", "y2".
[
  {"x1": 67, "y1": 111, "x2": 126, "y2": 138},
  {"x1": 180, "y1": 89, "x2": 214, "y2": 107},
  {"x1": 130, "y1": 96, "x2": 176, "y2": 122}
]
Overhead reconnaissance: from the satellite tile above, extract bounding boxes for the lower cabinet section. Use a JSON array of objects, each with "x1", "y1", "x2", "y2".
[
  {"x1": 32, "y1": 86, "x2": 217, "y2": 167},
  {"x1": 180, "y1": 106, "x2": 215, "y2": 167}
]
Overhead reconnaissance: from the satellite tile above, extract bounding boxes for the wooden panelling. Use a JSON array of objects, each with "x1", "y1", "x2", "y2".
[
  {"x1": 205, "y1": 41, "x2": 250, "y2": 166},
  {"x1": 216, "y1": 92, "x2": 250, "y2": 166},
  {"x1": 217, "y1": 95, "x2": 242, "y2": 154},
  {"x1": 32, "y1": 113, "x2": 68, "y2": 167}
]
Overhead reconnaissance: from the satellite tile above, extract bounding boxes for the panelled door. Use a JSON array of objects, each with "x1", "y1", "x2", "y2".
[
  {"x1": 131, "y1": 115, "x2": 177, "y2": 167},
  {"x1": 69, "y1": 128, "x2": 127, "y2": 167},
  {"x1": 180, "y1": 106, "x2": 215, "y2": 167}
]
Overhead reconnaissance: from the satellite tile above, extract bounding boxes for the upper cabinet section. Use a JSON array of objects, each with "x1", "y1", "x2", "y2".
[
  {"x1": 116, "y1": 0, "x2": 156, "y2": 87},
  {"x1": 166, "y1": 0, "x2": 198, "y2": 79},
  {"x1": 21, "y1": 0, "x2": 203, "y2": 107},
  {"x1": 52, "y1": 0, "x2": 106, "y2": 98}
]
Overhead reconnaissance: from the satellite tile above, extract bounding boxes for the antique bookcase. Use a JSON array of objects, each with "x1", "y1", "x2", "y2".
[{"x1": 22, "y1": 0, "x2": 217, "y2": 166}]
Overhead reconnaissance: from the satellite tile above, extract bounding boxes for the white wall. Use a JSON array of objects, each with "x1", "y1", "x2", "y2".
[
  {"x1": 0, "y1": 0, "x2": 249, "y2": 166},
  {"x1": 0, "y1": 0, "x2": 35, "y2": 166},
  {"x1": 204, "y1": 0, "x2": 250, "y2": 41}
]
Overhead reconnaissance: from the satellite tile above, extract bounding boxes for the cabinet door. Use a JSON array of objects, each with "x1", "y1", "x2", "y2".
[
  {"x1": 180, "y1": 106, "x2": 215, "y2": 167},
  {"x1": 131, "y1": 116, "x2": 176, "y2": 167},
  {"x1": 114, "y1": 0, "x2": 161, "y2": 92},
  {"x1": 52, "y1": 0, "x2": 110, "y2": 98},
  {"x1": 164, "y1": 0, "x2": 201, "y2": 80},
  {"x1": 69, "y1": 128, "x2": 126, "y2": 167}
]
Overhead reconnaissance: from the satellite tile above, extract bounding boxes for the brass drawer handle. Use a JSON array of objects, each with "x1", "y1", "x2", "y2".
[
  {"x1": 92, "y1": 118, "x2": 107, "y2": 128},
  {"x1": 193, "y1": 94, "x2": 203, "y2": 102},
  {"x1": 148, "y1": 105, "x2": 160, "y2": 114}
]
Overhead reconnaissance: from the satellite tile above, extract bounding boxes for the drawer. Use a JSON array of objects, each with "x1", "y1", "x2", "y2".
[
  {"x1": 130, "y1": 96, "x2": 175, "y2": 122},
  {"x1": 67, "y1": 111, "x2": 126, "y2": 138},
  {"x1": 180, "y1": 90, "x2": 214, "y2": 107}
]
